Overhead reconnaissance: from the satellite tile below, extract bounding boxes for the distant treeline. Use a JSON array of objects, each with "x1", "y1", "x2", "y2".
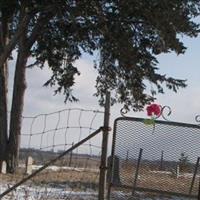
[{"x1": 19, "y1": 148, "x2": 100, "y2": 166}]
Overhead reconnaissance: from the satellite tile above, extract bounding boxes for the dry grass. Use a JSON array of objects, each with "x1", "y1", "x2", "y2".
[
  {"x1": 119, "y1": 164, "x2": 198, "y2": 195},
  {"x1": 1, "y1": 156, "x2": 198, "y2": 198},
  {"x1": 0, "y1": 156, "x2": 100, "y2": 194},
  {"x1": 0, "y1": 167, "x2": 99, "y2": 189}
]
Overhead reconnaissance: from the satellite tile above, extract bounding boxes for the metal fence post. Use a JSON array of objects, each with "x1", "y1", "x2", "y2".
[
  {"x1": 68, "y1": 142, "x2": 74, "y2": 167},
  {"x1": 198, "y1": 177, "x2": 200, "y2": 200},
  {"x1": 160, "y1": 150, "x2": 164, "y2": 171},
  {"x1": 132, "y1": 148, "x2": 143, "y2": 196},
  {"x1": 98, "y1": 92, "x2": 111, "y2": 200},
  {"x1": 189, "y1": 157, "x2": 200, "y2": 195}
]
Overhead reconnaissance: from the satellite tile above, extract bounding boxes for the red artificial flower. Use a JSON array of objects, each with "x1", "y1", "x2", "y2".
[{"x1": 146, "y1": 103, "x2": 161, "y2": 117}]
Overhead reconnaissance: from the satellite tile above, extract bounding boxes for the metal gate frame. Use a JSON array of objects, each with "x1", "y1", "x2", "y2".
[{"x1": 107, "y1": 116, "x2": 200, "y2": 199}]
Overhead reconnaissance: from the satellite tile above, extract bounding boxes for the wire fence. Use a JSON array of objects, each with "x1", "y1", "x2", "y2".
[
  {"x1": 108, "y1": 117, "x2": 200, "y2": 200},
  {"x1": 0, "y1": 108, "x2": 105, "y2": 200}
]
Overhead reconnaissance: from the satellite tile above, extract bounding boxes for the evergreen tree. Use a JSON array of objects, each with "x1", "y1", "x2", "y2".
[{"x1": 0, "y1": 0, "x2": 200, "y2": 172}]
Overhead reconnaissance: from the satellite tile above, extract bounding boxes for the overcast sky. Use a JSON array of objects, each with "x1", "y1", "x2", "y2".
[
  {"x1": 17, "y1": 34, "x2": 200, "y2": 124},
  {"x1": 7, "y1": 34, "x2": 200, "y2": 154}
]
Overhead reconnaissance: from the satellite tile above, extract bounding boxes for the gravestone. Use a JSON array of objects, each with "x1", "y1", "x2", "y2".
[
  {"x1": 171, "y1": 164, "x2": 180, "y2": 178},
  {"x1": 107, "y1": 155, "x2": 121, "y2": 185},
  {"x1": 176, "y1": 164, "x2": 180, "y2": 178},
  {"x1": 1, "y1": 161, "x2": 7, "y2": 174},
  {"x1": 25, "y1": 156, "x2": 33, "y2": 175}
]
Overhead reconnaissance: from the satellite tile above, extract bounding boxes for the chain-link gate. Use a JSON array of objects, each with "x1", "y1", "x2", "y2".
[{"x1": 108, "y1": 117, "x2": 200, "y2": 199}]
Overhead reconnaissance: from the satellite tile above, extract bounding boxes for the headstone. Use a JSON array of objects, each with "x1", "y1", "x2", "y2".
[
  {"x1": 1, "y1": 161, "x2": 7, "y2": 174},
  {"x1": 171, "y1": 164, "x2": 180, "y2": 178},
  {"x1": 25, "y1": 156, "x2": 33, "y2": 175},
  {"x1": 176, "y1": 164, "x2": 180, "y2": 178},
  {"x1": 107, "y1": 155, "x2": 121, "y2": 185}
]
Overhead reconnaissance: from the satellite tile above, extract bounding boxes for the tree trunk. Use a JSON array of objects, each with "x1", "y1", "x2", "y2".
[
  {"x1": 0, "y1": 14, "x2": 9, "y2": 169},
  {"x1": 7, "y1": 44, "x2": 28, "y2": 173},
  {"x1": 0, "y1": 63, "x2": 8, "y2": 166},
  {"x1": 5, "y1": 10, "x2": 49, "y2": 172}
]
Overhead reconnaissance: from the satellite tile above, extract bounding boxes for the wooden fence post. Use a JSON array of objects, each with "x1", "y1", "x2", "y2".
[{"x1": 98, "y1": 92, "x2": 111, "y2": 200}]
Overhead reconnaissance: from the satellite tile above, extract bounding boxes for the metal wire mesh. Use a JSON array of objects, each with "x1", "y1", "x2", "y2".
[
  {"x1": 109, "y1": 117, "x2": 200, "y2": 199},
  {"x1": 0, "y1": 108, "x2": 104, "y2": 200}
]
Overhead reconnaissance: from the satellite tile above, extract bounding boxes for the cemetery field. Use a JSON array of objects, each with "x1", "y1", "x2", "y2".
[
  {"x1": 117, "y1": 165, "x2": 199, "y2": 196},
  {"x1": 0, "y1": 165, "x2": 99, "y2": 189},
  {"x1": 1, "y1": 164, "x2": 198, "y2": 195},
  {"x1": 0, "y1": 153, "x2": 198, "y2": 199},
  {"x1": 0, "y1": 165, "x2": 198, "y2": 200},
  {"x1": 0, "y1": 163, "x2": 100, "y2": 200}
]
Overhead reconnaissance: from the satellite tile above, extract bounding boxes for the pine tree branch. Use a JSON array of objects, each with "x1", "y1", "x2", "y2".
[{"x1": 26, "y1": 13, "x2": 53, "y2": 50}]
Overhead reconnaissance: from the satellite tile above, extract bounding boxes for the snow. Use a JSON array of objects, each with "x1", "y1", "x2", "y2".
[
  {"x1": 110, "y1": 191, "x2": 192, "y2": 200},
  {"x1": 0, "y1": 183, "x2": 98, "y2": 200},
  {"x1": 0, "y1": 167, "x2": 195, "y2": 200},
  {"x1": 31, "y1": 165, "x2": 99, "y2": 172},
  {"x1": 151, "y1": 170, "x2": 200, "y2": 178},
  {"x1": 0, "y1": 183, "x2": 193, "y2": 200},
  {"x1": 19, "y1": 164, "x2": 99, "y2": 173}
]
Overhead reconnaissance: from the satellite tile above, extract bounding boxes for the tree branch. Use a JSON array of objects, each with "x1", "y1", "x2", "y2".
[
  {"x1": 26, "y1": 13, "x2": 53, "y2": 50},
  {"x1": 0, "y1": 14, "x2": 31, "y2": 68},
  {"x1": 26, "y1": 60, "x2": 41, "y2": 68}
]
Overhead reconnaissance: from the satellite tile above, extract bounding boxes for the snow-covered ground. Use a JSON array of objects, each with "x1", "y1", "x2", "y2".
[
  {"x1": 0, "y1": 183, "x2": 98, "y2": 200},
  {"x1": 0, "y1": 167, "x2": 196, "y2": 199},
  {"x1": 0, "y1": 183, "x2": 193, "y2": 200},
  {"x1": 110, "y1": 191, "x2": 193, "y2": 200},
  {"x1": 31, "y1": 164, "x2": 99, "y2": 172},
  {"x1": 150, "y1": 170, "x2": 200, "y2": 179}
]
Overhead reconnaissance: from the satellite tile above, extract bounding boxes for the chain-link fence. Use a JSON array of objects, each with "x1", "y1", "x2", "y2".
[{"x1": 108, "y1": 117, "x2": 200, "y2": 199}]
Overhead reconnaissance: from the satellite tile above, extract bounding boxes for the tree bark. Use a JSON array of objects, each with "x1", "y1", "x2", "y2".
[
  {"x1": 0, "y1": 15, "x2": 31, "y2": 69},
  {"x1": 7, "y1": 39, "x2": 28, "y2": 173},
  {"x1": 0, "y1": 14, "x2": 9, "y2": 169},
  {"x1": 6, "y1": 10, "x2": 51, "y2": 172},
  {"x1": 0, "y1": 63, "x2": 8, "y2": 166}
]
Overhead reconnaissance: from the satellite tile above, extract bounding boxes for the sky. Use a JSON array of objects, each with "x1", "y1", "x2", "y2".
[
  {"x1": 19, "y1": 34, "x2": 200, "y2": 124},
  {"x1": 7, "y1": 33, "x2": 200, "y2": 156}
]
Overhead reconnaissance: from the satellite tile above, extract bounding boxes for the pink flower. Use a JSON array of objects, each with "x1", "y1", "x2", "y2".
[{"x1": 146, "y1": 103, "x2": 161, "y2": 117}]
